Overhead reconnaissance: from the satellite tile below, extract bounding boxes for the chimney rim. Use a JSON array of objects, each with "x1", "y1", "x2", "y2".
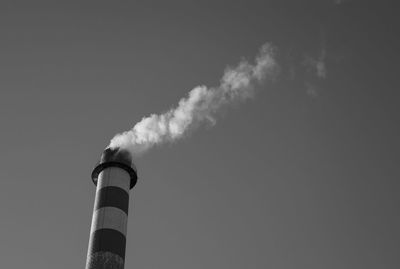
[{"x1": 91, "y1": 161, "x2": 138, "y2": 189}]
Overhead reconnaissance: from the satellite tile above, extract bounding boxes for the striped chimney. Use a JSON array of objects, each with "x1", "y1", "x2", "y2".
[{"x1": 86, "y1": 147, "x2": 138, "y2": 269}]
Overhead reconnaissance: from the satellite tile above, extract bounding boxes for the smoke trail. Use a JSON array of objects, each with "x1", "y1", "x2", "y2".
[{"x1": 109, "y1": 43, "x2": 279, "y2": 155}]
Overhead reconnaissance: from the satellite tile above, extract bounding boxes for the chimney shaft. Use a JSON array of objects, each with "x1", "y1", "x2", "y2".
[{"x1": 86, "y1": 148, "x2": 137, "y2": 269}]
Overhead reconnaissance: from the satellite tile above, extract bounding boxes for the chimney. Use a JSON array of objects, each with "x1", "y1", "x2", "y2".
[{"x1": 86, "y1": 147, "x2": 138, "y2": 269}]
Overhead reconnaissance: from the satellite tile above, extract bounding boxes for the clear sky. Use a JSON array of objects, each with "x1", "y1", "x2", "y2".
[{"x1": 1, "y1": 1, "x2": 399, "y2": 268}]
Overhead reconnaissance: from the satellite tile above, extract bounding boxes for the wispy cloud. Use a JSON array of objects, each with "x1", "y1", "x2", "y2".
[
  {"x1": 303, "y1": 47, "x2": 327, "y2": 79},
  {"x1": 302, "y1": 29, "x2": 328, "y2": 97}
]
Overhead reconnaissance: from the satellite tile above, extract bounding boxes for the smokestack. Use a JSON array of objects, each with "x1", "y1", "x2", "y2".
[{"x1": 86, "y1": 147, "x2": 138, "y2": 269}]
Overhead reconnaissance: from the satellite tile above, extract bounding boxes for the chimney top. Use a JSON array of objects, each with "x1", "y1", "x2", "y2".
[{"x1": 91, "y1": 147, "x2": 138, "y2": 189}]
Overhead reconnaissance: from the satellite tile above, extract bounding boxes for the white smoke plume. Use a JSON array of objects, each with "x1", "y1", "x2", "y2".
[{"x1": 109, "y1": 43, "x2": 279, "y2": 156}]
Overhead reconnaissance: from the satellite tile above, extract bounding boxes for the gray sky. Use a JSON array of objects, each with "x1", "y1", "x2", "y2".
[{"x1": 1, "y1": 1, "x2": 399, "y2": 268}]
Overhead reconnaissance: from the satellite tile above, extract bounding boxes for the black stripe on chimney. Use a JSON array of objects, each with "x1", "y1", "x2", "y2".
[
  {"x1": 94, "y1": 186, "x2": 129, "y2": 215},
  {"x1": 89, "y1": 228, "x2": 127, "y2": 259}
]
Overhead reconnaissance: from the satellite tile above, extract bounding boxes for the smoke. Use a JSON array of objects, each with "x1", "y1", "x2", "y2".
[
  {"x1": 109, "y1": 43, "x2": 279, "y2": 156},
  {"x1": 303, "y1": 48, "x2": 327, "y2": 79}
]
